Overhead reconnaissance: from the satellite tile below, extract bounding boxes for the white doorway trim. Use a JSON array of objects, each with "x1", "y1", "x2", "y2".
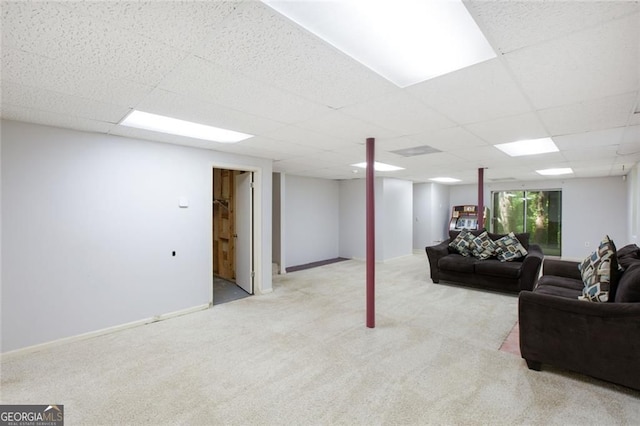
[{"x1": 210, "y1": 161, "x2": 265, "y2": 306}]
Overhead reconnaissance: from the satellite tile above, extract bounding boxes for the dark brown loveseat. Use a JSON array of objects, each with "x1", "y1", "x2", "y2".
[
  {"x1": 425, "y1": 230, "x2": 544, "y2": 293},
  {"x1": 519, "y1": 243, "x2": 640, "y2": 391}
]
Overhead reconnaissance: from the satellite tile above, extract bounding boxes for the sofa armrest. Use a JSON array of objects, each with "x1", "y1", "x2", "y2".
[
  {"x1": 519, "y1": 290, "x2": 640, "y2": 390},
  {"x1": 519, "y1": 244, "x2": 544, "y2": 291},
  {"x1": 425, "y1": 240, "x2": 451, "y2": 283},
  {"x1": 542, "y1": 258, "x2": 581, "y2": 280}
]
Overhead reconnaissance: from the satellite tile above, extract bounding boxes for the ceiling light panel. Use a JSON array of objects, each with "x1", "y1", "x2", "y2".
[
  {"x1": 262, "y1": 0, "x2": 496, "y2": 88},
  {"x1": 430, "y1": 177, "x2": 461, "y2": 183},
  {"x1": 119, "y1": 110, "x2": 253, "y2": 143},
  {"x1": 494, "y1": 137, "x2": 559, "y2": 157},
  {"x1": 536, "y1": 168, "x2": 574, "y2": 176},
  {"x1": 351, "y1": 162, "x2": 405, "y2": 172}
]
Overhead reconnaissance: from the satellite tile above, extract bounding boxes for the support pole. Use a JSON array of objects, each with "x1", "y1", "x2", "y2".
[
  {"x1": 478, "y1": 167, "x2": 485, "y2": 230},
  {"x1": 366, "y1": 138, "x2": 375, "y2": 328}
]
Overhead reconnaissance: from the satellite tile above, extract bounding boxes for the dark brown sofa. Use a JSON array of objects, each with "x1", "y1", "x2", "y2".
[
  {"x1": 425, "y1": 230, "x2": 544, "y2": 293},
  {"x1": 519, "y1": 244, "x2": 640, "y2": 390}
]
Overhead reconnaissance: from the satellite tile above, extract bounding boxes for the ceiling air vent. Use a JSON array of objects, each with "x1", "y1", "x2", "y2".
[{"x1": 390, "y1": 145, "x2": 441, "y2": 157}]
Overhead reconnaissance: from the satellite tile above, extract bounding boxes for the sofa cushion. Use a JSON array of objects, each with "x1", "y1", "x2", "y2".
[
  {"x1": 614, "y1": 263, "x2": 640, "y2": 303},
  {"x1": 536, "y1": 275, "x2": 584, "y2": 292},
  {"x1": 617, "y1": 244, "x2": 640, "y2": 270},
  {"x1": 448, "y1": 229, "x2": 475, "y2": 257},
  {"x1": 474, "y1": 259, "x2": 522, "y2": 279},
  {"x1": 494, "y1": 232, "x2": 528, "y2": 262},
  {"x1": 578, "y1": 235, "x2": 618, "y2": 303},
  {"x1": 489, "y1": 232, "x2": 530, "y2": 251},
  {"x1": 534, "y1": 283, "x2": 583, "y2": 299},
  {"x1": 438, "y1": 254, "x2": 476, "y2": 273},
  {"x1": 471, "y1": 231, "x2": 498, "y2": 260}
]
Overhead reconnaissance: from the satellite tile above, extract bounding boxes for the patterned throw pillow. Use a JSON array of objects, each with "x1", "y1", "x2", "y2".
[
  {"x1": 471, "y1": 231, "x2": 497, "y2": 260},
  {"x1": 494, "y1": 232, "x2": 528, "y2": 262},
  {"x1": 578, "y1": 235, "x2": 617, "y2": 303},
  {"x1": 448, "y1": 229, "x2": 475, "y2": 257}
]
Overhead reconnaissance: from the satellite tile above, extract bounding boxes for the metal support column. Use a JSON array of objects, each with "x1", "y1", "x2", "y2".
[{"x1": 366, "y1": 138, "x2": 375, "y2": 328}]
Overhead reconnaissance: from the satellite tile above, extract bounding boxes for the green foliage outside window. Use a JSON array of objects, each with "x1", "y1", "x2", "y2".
[{"x1": 492, "y1": 190, "x2": 561, "y2": 256}]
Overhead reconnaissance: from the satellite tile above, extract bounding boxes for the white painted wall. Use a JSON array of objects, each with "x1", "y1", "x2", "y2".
[
  {"x1": 338, "y1": 179, "x2": 365, "y2": 260},
  {"x1": 562, "y1": 177, "x2": 627, "y2": 257},
  {"x1": 339, "y1": 177, "x2": 412, "y2": 261},
  {"x1": 413, "y1": 183, "x2": 431, "y2": 250},
  {"x1": 451, "y1": 177, "x2": 629, "y2": 259},
  {"x1": 627, "y1": 162, "x2": 639, "y2": 246},
  {"x1": 431, "y1": 183, "x2": 451, "y2": 243},
  {"x1": 413, "y1": 182, "x2": 450, "y2": 250},
  {"x1": 449, "y1": 184, "x2": 480, "y2": 209},
  {"x1": 1, "y1": 120, "x2": 273, "y2": 352},
  {"x1": 382, "y1": 178, "x2": 413, "y2": 260},
  {"x1": 283, "y1": 175, "x2": 339, "y2": 268}
]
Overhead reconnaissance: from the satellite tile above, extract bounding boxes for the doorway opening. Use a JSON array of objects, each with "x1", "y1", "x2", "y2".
[{"x1": 212, "y1": 168, "x2": 254, "y2": 305}]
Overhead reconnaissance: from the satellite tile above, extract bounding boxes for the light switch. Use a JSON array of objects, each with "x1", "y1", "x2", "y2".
[{"x1": 179, "y1": 197, "x2": 189, "y2": 208}]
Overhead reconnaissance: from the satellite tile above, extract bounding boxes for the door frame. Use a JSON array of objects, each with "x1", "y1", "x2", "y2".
[{"x1": 210, "y1": 162, "x2": 263, "y2": 306}]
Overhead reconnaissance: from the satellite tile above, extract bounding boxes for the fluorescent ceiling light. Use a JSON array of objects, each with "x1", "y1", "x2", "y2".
[
  {"x1": 430, "y1": 177, "x2": 461, "y2": 183},
  {"x1": 262, "y1": 0, "x2": 496, "y2": 88},
  {"x1": 352, "y1": 162, "x2": 404, "y2": 172},
  {"x1": 494, "y1": 138, "x2": 559, "y2": 157},
  {"x1": 536, "y1": 168, "x2": 574, "y2": 176},
  {"x1": 120, "y1": 110, "x2": 253, "y2": 143}
]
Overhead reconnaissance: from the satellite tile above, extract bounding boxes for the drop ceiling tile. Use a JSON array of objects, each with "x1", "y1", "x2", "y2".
[
  {"x1": 273, "y1": 157, "x2": 339, "y2": 174},
  {"x1": 538, "y1": 92, "x2": 637, "y2": 136},
  {"x1": 464, "y1": 112, "x2": 548, "y2": 145},
  {"x1": 505, "y1": 14, "x2": 639, "y2": 110},
  {"x1": 214, "y1": 142, "x2": 288, "y2": 161},
  {"x1": 374, "y1": 136, "x2": 425, "y2": 151},
  {"x1": 561, "y1": 145, "x2": 619, "y2": 161},
  {"x1": 295, "y1": 111, "x2": 396, "y2": 143},
  {"x1": 2, "y1": 47, "x2": 154, "y2": 107},
  {"x1": 134, "y1": 89, "x2": 284, "y2": 136},
  {"x1": 2, "y1": 1, "x2": 189, "y2": 86},
  {"x1": 237, "y1": 136, "x2": 324, "y2": 160},
  {"x1": 1, "y1": 105, "x2": 116, "y2": 134},
  {"x1": 409, "y1": 127, "x2": 488, "y2": 151},
  {"x1": 391, "y1": 152, "x2": 466, "y2": 169},
  {"x1": 554, "y1": 127, "x2": 626, "y2": 151},
  {"x1": 289, "y1": 167, "x2": 351, "y2": 180},
  {"x1": 261, "y1": 125, "x2": 347, "y2": 150},
  {"x1": 340, "y1": 92, "x2": 454, "y2": 134},
  {"x1": 571, "y1": 162, "x2": 617, "y2": 178},
  {"x1": 193, "y1": 1, "x2": 394, "y2": 109},
  {"x1": 467, "y1": 0, "x2": 639, "y2": 54},
  {"x1": 70, "y1": 1, "x2": 238, "y2": 52},
  {"x1": 2, "y1": 81, "x2": 129, "y2": 123},
  {"x1": 407, "y1": 59, "x2": 532, "y2": 125},
  {"x1": 159, "y1": 55, "x2": 330, "y2": 125},
  {"x1": 618, "y1": 142, "x2": 640, "y2": 159},
  {"x1": 448, "y1": 145, "x2": 512, "y2": 163},
  {"x1": 484, "y1": 167, "x2": 532, "y2": 181},
  {"x1": 622, "y1": 125, "x2": 640, "y2": 145}
]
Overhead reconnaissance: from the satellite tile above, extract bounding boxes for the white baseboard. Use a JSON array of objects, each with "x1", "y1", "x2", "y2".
[{"x1": 1, "y1": 303, "x2": 210, "y2": 360}]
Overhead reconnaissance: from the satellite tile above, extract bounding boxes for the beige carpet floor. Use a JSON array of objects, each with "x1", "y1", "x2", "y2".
[{"x1": 2, "y1": 254, "x2": 639, "y2": 424}]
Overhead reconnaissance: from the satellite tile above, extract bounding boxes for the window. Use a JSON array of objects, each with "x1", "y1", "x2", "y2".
[{"x1": 491, "y1": 190, "x2": 562, "y2": 256}]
